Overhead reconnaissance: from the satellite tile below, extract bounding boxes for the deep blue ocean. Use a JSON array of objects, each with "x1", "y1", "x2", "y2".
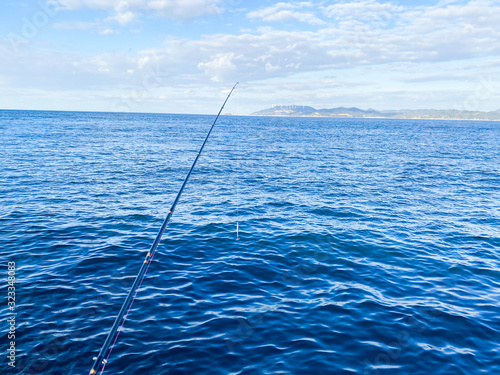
[{"x1": 1, "y1": 109, "x2": 499, "y2": 374}]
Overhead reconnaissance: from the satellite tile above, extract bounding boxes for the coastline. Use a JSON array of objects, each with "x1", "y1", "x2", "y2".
[
  {"x1": 249, "y1": 113, "x2": 500, "y2": 121},
  {"x1": 250, "y1": 105, "x2": 500, "y2": 121}
]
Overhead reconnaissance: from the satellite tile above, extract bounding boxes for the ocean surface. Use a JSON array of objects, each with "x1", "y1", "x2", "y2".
[{"x1": 1, "y1": 109, "x2": 499, "y2": 375}]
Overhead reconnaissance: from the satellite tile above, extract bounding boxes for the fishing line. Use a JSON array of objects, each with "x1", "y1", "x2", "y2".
[{"x1": 89, "y1": 82, "x2": 239, "y2": 375}]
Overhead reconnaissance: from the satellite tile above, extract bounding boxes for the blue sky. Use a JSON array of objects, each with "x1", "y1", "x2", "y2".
[{"x1": 1, "y1": 0, "x2": 499, "y2": 114}]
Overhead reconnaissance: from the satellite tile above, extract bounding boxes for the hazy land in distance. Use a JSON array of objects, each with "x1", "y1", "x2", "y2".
[{"x1": 251, "y1": 105, "x2": 500, "y2": 121}]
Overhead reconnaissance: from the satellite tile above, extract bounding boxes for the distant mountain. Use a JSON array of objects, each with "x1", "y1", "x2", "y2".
[
  {"x1": 251, "y1": 105, "x2": 500, "y2": 121},
  {"x1": 253, "y1": 105, "x2": 317, "y2": 116}
]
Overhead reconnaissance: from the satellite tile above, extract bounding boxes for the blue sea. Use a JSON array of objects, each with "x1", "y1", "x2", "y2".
[{"x1": 1, "y1": 109, "x2": 499, "y2": 374}]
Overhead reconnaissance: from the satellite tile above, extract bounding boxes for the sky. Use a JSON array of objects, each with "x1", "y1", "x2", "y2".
[{"x1": 1, "y1": 0, "x2": 499, "y2": 114}]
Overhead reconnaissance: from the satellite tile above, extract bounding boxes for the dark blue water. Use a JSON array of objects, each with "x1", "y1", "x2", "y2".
[{"x1": 1, "y1": 110, "x2": 499, "y2": 374}]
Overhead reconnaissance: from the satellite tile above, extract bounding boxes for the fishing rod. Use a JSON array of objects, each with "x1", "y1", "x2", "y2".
[{"x1": 89, "y1": 82, "x2": 239, "y2": 375}]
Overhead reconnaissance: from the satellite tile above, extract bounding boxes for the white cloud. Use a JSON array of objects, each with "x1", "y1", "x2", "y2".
[
  {"x1": 248, "y1": 2, "x2": 325, "y2": 25},
  {"x1": 99, "y1": 28, "x2": 116, "y2": 35},
  {"x1": 197, "y1": 53, "x2": 238, "y2": 82},
  {"x1": 394, "y1": 0, "x2": 500, "y2": 60},
  {"x1": 265, "y1": 61, "x2": 281, "y2": 72},
  {"x1": 109, "y1": 10, "x2": 136, "y2": 25},
  {"x1": 137, "y1": 56, "x2": 150, "y2": 70},
  {"x1": 322, "y1": 0, "x2": 403, "y2": 22},
  {"x1": 147, "y1": 0, "x2": 222, "y2": 19},
  {"x1": 53, "y1": 0, "x2": 223, "y2": 20}
]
